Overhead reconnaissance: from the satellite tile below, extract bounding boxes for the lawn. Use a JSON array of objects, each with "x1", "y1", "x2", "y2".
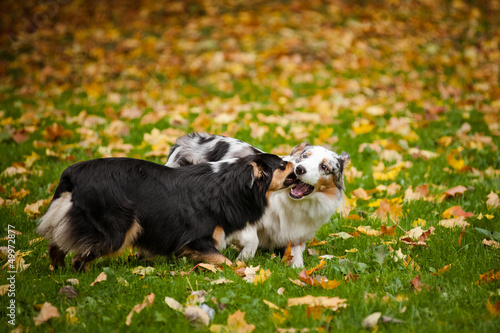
[{"x1": 1, "y1": 0, "x2": 500, "y2": 332}]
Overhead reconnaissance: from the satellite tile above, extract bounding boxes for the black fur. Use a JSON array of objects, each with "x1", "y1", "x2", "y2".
[
  {"x1": 38, "y1": 154, "x2": 285, "y2": 268},
  {"x1": 205, "y1": 140, "x2": 230, "y2": 162}
]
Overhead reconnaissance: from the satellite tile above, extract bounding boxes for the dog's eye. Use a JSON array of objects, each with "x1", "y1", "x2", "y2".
[
  {"x1": 301, "y1": 153, "x2": 308, "y2": 159},
  {"x1": 279, "y1": 162, "x2": 286, "y2": 170},
  {"x1": 321, "y1": 163, "x2": 329, "y2": 172}
]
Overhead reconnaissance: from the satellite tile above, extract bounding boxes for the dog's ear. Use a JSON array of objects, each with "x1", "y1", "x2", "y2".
[
  {"x1": 340, "y1": 151, "x2": 351, "y2": 167},
  {"x1": 247, "y1": 162, "x2": 262, "y2": 188},
  {"x1": 290, "y1": 143, "x2": 310, "y2": 157}
]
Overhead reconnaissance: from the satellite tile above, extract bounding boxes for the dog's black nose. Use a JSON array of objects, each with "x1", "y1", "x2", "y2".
[{"x1": 296, "y1": 165, "x2": 306, "y2": 175}]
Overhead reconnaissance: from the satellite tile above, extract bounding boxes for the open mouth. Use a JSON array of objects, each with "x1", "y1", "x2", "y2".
[
  {"x1": 289, "y1": 181, "x2": 315, "y2": 200},
  {"x1": 283, "y1": 171, "x2": 298, "y2": 188}
]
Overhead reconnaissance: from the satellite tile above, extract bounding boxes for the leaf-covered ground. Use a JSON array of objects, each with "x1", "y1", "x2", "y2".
[{"x1": 1, "y1": 0, "x2": 500, "y2": 331}]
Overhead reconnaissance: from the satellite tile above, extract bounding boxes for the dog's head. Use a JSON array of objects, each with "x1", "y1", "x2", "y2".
[
  {"x1": 284, "y1": 143, "x2": 350, "y2": 200},
  {"x1": 246, "y1": 153, "x2": 297, "y2": 192}
]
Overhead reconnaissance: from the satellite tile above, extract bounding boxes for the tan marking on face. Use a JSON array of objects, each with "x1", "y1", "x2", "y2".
[
  {"x1": 266, "y1": 161, "x2": 296, "y2": 199},
  {"x1": 250, "y1": 161, "x2": 262, "y2": 179},
  {"x1": 269, "y1": 161, "x2": 295, "y2": 191},
  {"x1": 212, "y1": 226, "x2": 225, "y2": 249},
  {"x1": 315, "y1": 175, "x2": 340, "y2": 199}
]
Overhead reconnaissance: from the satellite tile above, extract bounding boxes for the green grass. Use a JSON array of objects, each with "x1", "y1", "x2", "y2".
[{"x1": 1, "y1": 0, "x2": 500, "y2": 332}]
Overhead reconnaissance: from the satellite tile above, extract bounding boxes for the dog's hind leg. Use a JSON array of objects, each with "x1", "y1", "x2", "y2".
[
  {"x1": 48, "y1": 244, "x2": 67, "y2": 270},
  {"x1": 180, "y1": 237, "x2": 233, "y2": 266},
  {"x1": 72, "y1": 252, "x2": 97, "y2": 273}
]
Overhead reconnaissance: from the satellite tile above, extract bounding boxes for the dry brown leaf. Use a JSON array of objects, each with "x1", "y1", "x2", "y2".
[
  {"x1": 482, "y1": 238, "x2": 500, "y2": 250},
  {"x1": 400, "y1": 226, "x2": 435, "y2": 246},
  {"x1": 33, "y1": 302, "x2": 60, "y2": 326},
  {"x1": 351, "y1": 188, "x2": 372, "y2": 200},
  {"x1": 298, "y1": 270, "x2": 341, "y2": 290},
  {"x1": 439, "y1": 216, "x2": 470, "y2": 228},
  {"x1": 281, "y1": 241, "x2": 294, "y2": 265},
  {"x1": 305, "y1": 259, "x2": 327, "y2": 275},
  {"x1": 24, "y1": 199, "x2": 50, "y2": 217},
  {"x1": 376, "y1": 199, "x2": 403, "y2": 222},
  {"x1": 125, "y1": 293, "x2": 155, "y2": 326},
  {"x1": 185, "y1": 305, "x2": 210, "y2": 327},
  {"x1": 431, "y1": 264, "x2": 452, "y2": 276},
  {"x1": 487, "y1": 299, "x2": 500, "y2": 317},
  {"x1": 287, "y1": 295, "x2": 347, "y2": 311},
  {"x1": 410, "y1": 275, "x2": 429, "y2": 293},
  {"x1": 362, "y1": 312, "x2": 382, "y2": 329},
  {"x1": 90, "y1": 272, "x2": 107, "y2": 286},
  {"x1": 165, "y1": 297, "x2": 184, "y2": 312},
  {"x1": 477, "y1": 270, "x2": 500, "y2": 285},
  {"x1": 0, "y1": 284, "x2": 10, "y2": 296},
  {"x1": 380, "y1": 223, "x2": 398, "y2": 236},
  {"x1": 210, "y1": 310, "x2": 255, "y2": 333},
  {"x1": 486, "y1": 192, "x2": 500, "y2": 210},
  {"x1": 43, "y1": 123, "x2": 73, "y2": 141}
]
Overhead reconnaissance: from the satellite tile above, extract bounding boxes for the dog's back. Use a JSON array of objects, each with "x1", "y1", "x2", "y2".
[{"x1": 167, "y1": 133, "x2": 263, "y2": 167}]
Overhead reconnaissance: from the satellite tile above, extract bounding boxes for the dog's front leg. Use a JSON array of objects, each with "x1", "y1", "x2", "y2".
[
  {"x1": 233, "y1": 225, "x2": 259, "y2": 261},
  {"x1": 289, "y1": 243, "x2": 306, "y2": 268}
]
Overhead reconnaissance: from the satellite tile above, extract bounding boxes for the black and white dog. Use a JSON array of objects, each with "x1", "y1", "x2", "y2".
[
  {"x1": 37, "y1": 155, "x2": 296, "y2": 271},
  {"x1": 166, "y1": 133, "x2": 350, "y2": 267}
]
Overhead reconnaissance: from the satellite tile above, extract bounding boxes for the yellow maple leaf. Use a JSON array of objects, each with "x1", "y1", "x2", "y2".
[
  {"x1": 253, "y1": 268, "x2": 272, "y2": 285},
  {"x1": 210, "y1": 310, "x2": 255, "y2": 333}
]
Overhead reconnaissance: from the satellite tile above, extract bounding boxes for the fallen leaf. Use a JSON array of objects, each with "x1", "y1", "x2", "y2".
[
  {"x1": 482, "y1": 238, "x2": 500, "y2": 249},
  {"x1": 438, "y1": 185, "x2": 468, "y2": 202},
  {"x1": 66, "y1": 278, "x2": 79, "y2": 285},
  {"x1": 486, "y1": 192, "x2": 500, "y2": 210},
  {"x1": 43, "y1": 123, "x2": 73, "y2": 141},
  {"x1": 185, "y1": 305, "x2": 211, "y2": 327},
  {"x1": 165, "y1": 297, "x2": 184, "y2": 312},
  {"x1": 362, "y1": 312, "x2": 382, "y2": 329},
  {"x1": 34, "y1": 302, "x2": 60, "y2": 326},
  {"x1": 287, "y1": 295, "x2": 347, "y2": 311},
  {"x1": 298, "y1": 270, "x2": 341, "y2": 290},
  {"x1": 400, "y1": 226, "x2": 435, "y2": 246},
  {"x1": 442, "y1": 206, "x2": 473, "y2": 219},
  {"x1": 210, "y1": 310, "x2": 255, "y2": 333},
  {"x1": 380, "y1": 223, "x2": 398, "y2": 236},
  {"x1": 376, "y1": 199, "x2": 403, "y2": 222},
  {"x1": 305, "y1": 259, "x2": 327, "y2": 275},
  {"x1": 90, "y1": 272, "x2": 107, "y2": 286},
  {"x1": 253, "y1": 268, "x2": 272, "y2": 285},
  {"x1": 281, "y1": 241, "x2": 294, "y2": 265},
  {"x1": 0, "y1": 284, "x2": 9, "y2": 296},
  {"x1": 125, "y1": 293, "x2": 155, "y2": 326},
  {"x1": 431, "y1": 264, "x2": 452, "y2": 276},
  {"x1": 58, "y1": 286, "x2": 78, "y2": 298},
  {"x1": 351, "y1": 188, "x2": 372, "y2": 200},
  {"x1": 487, "y1": 299, "x2": 500, "y2": 317},
  {"x1": 356, "y1": 225, "x2": 382, "y2": 236},
  {"x1": 65, "y1": 306, "x2": 79, "y2": 324},
  {"x1": 477, "y1": 270, "x2": 500, "y2": 285},
  {"x1": 410, "y1": 275, "x2": 429, "y2": 293},
  {"x1": 439, "y1": 216, "x2": 470, "y2": 228},
  {"x1": 262, "y1": 299, "x2": 280, "y2": 310},
  {"x1": 131, "y1": 266, "x2": 156, "y2": 277},
  {"x1": 242, "y1": 265, "x2": 261, "y2": 284},
  {"x1": 24, "y1": 199, "x2": 50, "y2": 217}
]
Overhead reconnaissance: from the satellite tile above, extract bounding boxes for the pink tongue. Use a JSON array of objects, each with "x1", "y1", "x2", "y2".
[{"x1": 291, "y1": 182, "x2": 311, "y2": 197}]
